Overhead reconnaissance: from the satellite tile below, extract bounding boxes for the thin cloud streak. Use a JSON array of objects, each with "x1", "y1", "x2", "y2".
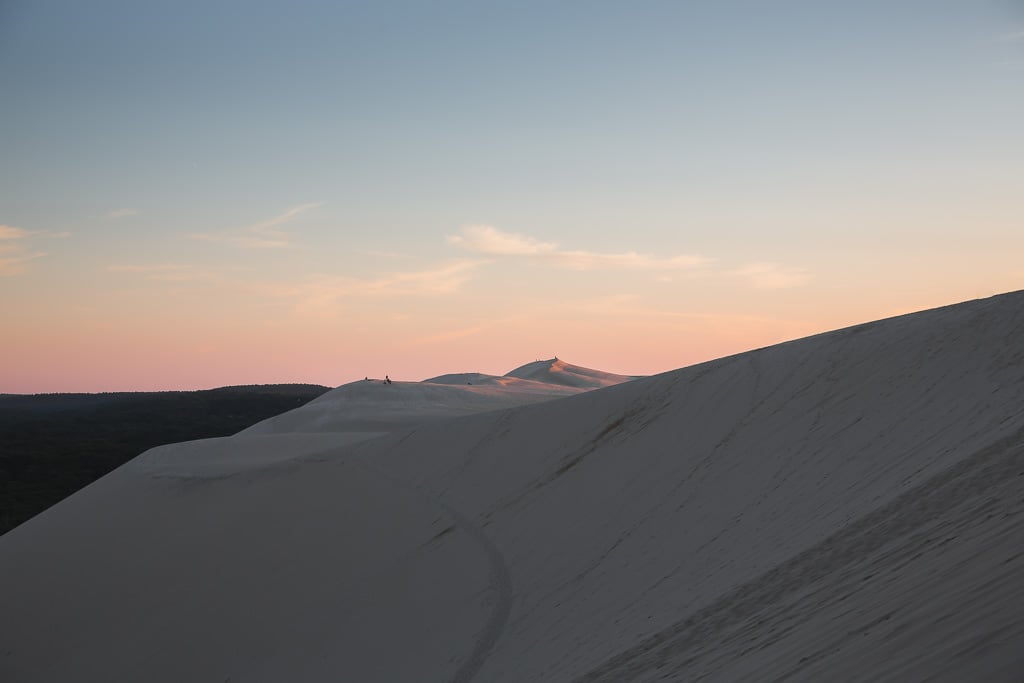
[
  {"x1": 360, "y1": 249, "x2": 417, "y2": 259},
  {"x1": 448, "y1": 225, "x2": 710, "y2": 270},
  {"x1": 0, "y1": 225, "x2": 68, "y2": 240},
  {"x1": 406, "y1": 325, "x2": 487, "y2": 346},
  {"x1": 0, "y1": 225, "x2": 32, "y2": 240},
  {"x1": 188, "y1": 202, "x2": 323, "y2": 248},
  {"x1": 273, "y1": 260, "x2": 487, "y2": 317},
  {"x1": 448, "y1": 225, "x2": 559, "y2": 255},
  {"x1": 106, "y1": 264, "x2": 191, "y2": 272},
  {"x1": 0, "y1": 247, "x2": 46, "y2": 276},
  {"x1": 106, "y1": 264, "x2": 207, "y2": 281},
  {"x1": 107, "y1": 208, "x2": 139, "y2": 219},
  {"x1": 0, "y1": 224, "x2": 68, "y2": 275},
  {"x1": 448, "y1": 224, "x2": 811, "y2": 289},
  {"x1": 731, "y1": 262, "x2": 811, "y2": 289},
  {"x1": 552, "y1": 250, "x2": 708, "y2": 270}
]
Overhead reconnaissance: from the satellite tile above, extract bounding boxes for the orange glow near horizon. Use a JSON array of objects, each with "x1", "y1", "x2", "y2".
[
  {"x1": 3, "y1": 2, "x2": 1023, "y2": 394},
  {"x1": 4, "y1": 277, "x2": 1020, "y2": 393}
]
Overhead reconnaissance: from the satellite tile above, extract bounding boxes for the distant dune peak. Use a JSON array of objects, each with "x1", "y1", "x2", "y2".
[
  {"x1": 504, "y1": 357, "x2": 636, "y2": 389},
  {"x1": 421, "y1": 372, "x2": 505, "y2": 386},
  {"x1": 240, "y1": 358, "x2": 634, "y2": 437}
]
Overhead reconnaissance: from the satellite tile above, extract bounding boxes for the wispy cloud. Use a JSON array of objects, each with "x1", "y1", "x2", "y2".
[
  {"x1": 107, "y1": 208, "x2": 139, "y2": 219},
  {"x1": 988, "y1": 28, "x2": 1024, "y2": 70},
  {"x1": 105, "y1": 263, "x2": 204, "y2": 281},
  {"x1": 448, "y1": 225, "x2": 710, "y2": 270},
  {"x1": 731, "y1": 262, "x2": 811, "y2": 289},
  {"x1": 448, "y1": 225, "x2": 559, "y2": 256},
  {"x1": 995, "y1": 29, "x2": 1024, "y2": 43},
  {"x1": 448, "y1": 224, "x2": 811, "y2": 289},
  {"x1": 554, "y1": 250, "x2": 709, "y2": 270},
  {"x1": 276, "y1": 260, "x2": 485, "y2": 317},
  {"x1": 0, "y1": 245, "x2": 46, "y2": 276},
  {"x1": 990, "y1": 59, "x2": 1024, "y2": 72},
  {"x1": 0, "y1": 225, "x2": 32, "y2": 240},
  {"x1": 0, "y1": 226, "x2": 69, "y2": 240},
  {"x1": 106, "y1": 264, "x2": 190, "y2": 273},
  {"x1": 406, "y1": 325, "x2": 487, "y2": 346},
  {"x1": 0, "y1": 224, "x2": 69, "y2": 275},
  {"x1": 360, "y1": 249, "x2": 417, "y2": 259},
  {"x1": 188, "y1": 202, "x2": 323, "y2": 248}
]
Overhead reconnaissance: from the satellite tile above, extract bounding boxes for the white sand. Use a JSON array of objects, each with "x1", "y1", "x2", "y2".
[
  {"x1": 238, "y1": 359, "x2": 608, "y2": 436},
  {"x1": 2, "y1": 292, "x2": 1023, "y2": 682}
]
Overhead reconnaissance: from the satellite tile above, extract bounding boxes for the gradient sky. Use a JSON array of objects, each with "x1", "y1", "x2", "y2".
[{"x1": 2, "y1": 0, "x2": 1023, "y2": 392}]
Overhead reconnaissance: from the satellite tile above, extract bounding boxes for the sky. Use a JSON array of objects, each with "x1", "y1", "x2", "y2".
[{"x1": 1, "y1": 0, "x2": 1022, "y2": 393}]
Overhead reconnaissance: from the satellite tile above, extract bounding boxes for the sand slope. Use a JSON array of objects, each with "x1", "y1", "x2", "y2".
[
  {"x1": 239, "y1": 359, "x2": 622, "y2": 436},
  {"x1": 1, "y1": 291, "x2": 1023, "y2": 682},
  {"x1": 504, "y1": 357, "x2": 636, "y2": 388}
]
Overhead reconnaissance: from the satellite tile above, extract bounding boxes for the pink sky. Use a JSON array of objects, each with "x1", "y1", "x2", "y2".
[
  {"x1": 4, "y1": 220, "x2": 1020, "y2": 393},
  {"x1": 3, "y1": 2, "x2": 1022, "y2": 392}
]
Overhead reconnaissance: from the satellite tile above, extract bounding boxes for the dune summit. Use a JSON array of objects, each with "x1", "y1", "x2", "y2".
[
  {"x1": 503, "y1": 357, "x2": 637, "y2": 389},
  {"x1": 2, "y1": 291, "x2": 1024, "y2": 681},
  {"x1": 238, "y1": 358, "x2": 629, "y2": 438}
]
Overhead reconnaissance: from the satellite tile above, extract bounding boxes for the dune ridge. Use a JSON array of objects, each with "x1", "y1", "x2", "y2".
[{"x1": 1, "y1": 291, "x2": 1022, "y2": 681}]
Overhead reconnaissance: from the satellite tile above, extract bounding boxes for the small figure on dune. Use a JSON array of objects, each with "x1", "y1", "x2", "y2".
[{"x1": 385, "y1": 375, "x2": 392, "y2": 385}]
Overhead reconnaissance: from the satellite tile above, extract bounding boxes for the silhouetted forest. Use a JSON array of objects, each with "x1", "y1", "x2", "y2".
[{"x1": 0, "y1": 384, "x2": 330, "y2": 535}]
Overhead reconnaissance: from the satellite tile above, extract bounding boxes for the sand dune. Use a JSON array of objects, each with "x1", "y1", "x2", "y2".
[
  {"x1": 240, "y1": 359, "x2": 625, "y2": 437},
  {"x1": 504, "y1": 357, "x2": 636, "y2": 388},
  {"x1": 1, "y1": 291, "x2": 1022, "y2": 682}
]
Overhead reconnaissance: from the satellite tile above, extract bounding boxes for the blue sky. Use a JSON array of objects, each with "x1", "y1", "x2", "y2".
[{"x1": 2, "y1": 1, "x2": 1022, "y2": 390}]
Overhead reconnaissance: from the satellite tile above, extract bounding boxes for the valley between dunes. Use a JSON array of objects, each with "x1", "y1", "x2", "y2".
[{"x1": 2, "y1": 291, "x2": 1023, "y2": 682}]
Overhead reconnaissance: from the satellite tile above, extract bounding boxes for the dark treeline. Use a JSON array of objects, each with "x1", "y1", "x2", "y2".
[{"x1": 0, "y1": 384, "x2": 331, "y2": 535}]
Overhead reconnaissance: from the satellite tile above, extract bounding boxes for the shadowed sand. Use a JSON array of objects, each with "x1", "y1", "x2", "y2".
[{"x1": 1, "y1": 292, "x2": 1023, "y2": 682}]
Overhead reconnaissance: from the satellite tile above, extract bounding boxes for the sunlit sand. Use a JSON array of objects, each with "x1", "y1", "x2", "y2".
[{"x1": 1, "y1": 292, "x2": 1022, "y2": 681}]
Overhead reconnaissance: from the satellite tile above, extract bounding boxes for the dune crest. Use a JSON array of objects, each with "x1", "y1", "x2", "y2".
[
  {"x1": 504, "y1": 357, "x2": 636, "y2": 388},
  {"x1": 240, "y1": 359, "x2": 631, "y2": 438},
  {"x1": 2, "y1": 292, "x2": 1023, "y2": 681}
]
